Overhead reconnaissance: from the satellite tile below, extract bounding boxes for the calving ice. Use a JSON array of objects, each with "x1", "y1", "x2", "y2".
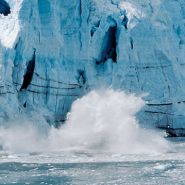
[
  {"x1": 0, "y1": 0, "x2": 185, "y2": 134},
  {"x1": 0, "y1": 89, "x2": 169, "y2": 154},
  {"x1": 0, "y1": 1, "x2": 185, "y2": 185}
]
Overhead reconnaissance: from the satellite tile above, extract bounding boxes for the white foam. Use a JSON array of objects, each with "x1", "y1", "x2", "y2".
[{"x1": 0, "y1": 89, "x2": 169, "y2": 154}]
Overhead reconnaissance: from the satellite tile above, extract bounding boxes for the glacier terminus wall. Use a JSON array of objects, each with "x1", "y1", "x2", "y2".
[{"x1": 1, "y1": 0, "x2": 185, "y2": 135}]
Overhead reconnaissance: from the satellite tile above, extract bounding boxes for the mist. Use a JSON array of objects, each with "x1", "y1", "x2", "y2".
[{"x1": 0, "y1": 89, "x2": 169, "y2": 155}]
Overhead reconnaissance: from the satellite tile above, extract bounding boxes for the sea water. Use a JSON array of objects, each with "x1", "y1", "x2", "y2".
[{"x1": 0, "y1": 89, "x2": 184, "y2": 185}]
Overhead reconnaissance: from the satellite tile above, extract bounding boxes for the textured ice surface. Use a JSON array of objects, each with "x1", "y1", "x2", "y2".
[{"x1": 0, "y1": 0, "x2": 185, "y2": 132}]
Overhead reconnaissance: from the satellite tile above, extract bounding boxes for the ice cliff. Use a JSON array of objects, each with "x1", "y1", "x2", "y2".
[{"x1": 0, "y1": 0, "x2": 185, "y2": 135}]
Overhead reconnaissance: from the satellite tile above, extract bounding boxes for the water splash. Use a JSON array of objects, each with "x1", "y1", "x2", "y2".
[{"x1": 0, "y1": 89, "x2": 169, "y2": 154}]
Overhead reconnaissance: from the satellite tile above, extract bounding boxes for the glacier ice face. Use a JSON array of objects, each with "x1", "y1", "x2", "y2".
[{"x1": 1, "y1": 0, "x2": 185, "y2": 132}]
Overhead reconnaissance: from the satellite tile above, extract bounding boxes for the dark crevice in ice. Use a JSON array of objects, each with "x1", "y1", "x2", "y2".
[
  {"x1": 23, "y1": 102, "x2": 27, "y2": 108},
  {"x1": 90, "y1": 20, "x2": 100, "y2": 37},
  {"x1": 122, "y1": 15, "x2": 128, "y2": 30},
  {"x1": 165, "y1": 128, "x2": 185, "y2": 137},
  {"x1": 130, "y1": 37, "x2": 134, "y2": 50},
  {"x1": 98, "y1": 25, "x2": 117, "y2": 64},
  {"x1": 147, "y1": 102, "x2": 173, "y2": 106},
  {"x1": 145, "y1": 110, "x2": 173, "y2": 115},
  {"x1": 0, "y1": 0, "x2": 11, "y2": 16},
  {"x1": 77, "y1": 70, "x2": 87, "y2": 86},
  {"x1": 20, "y1": 49, "x2": 36, "y2": 91}
]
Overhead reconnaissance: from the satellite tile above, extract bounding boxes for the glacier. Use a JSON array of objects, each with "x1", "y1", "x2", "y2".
[{"x1": 0, "y1": 0, "x2": 185, "y2": 135}]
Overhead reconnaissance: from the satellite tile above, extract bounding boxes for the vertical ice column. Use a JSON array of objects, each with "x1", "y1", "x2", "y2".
[{"x1": 79, "y1": 0, "x2": 90, "y2": 53}]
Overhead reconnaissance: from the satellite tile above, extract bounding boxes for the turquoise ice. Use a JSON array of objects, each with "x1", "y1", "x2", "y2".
[{"x1": 0, "y1": 0, "x2": 185, "y2": 134}]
